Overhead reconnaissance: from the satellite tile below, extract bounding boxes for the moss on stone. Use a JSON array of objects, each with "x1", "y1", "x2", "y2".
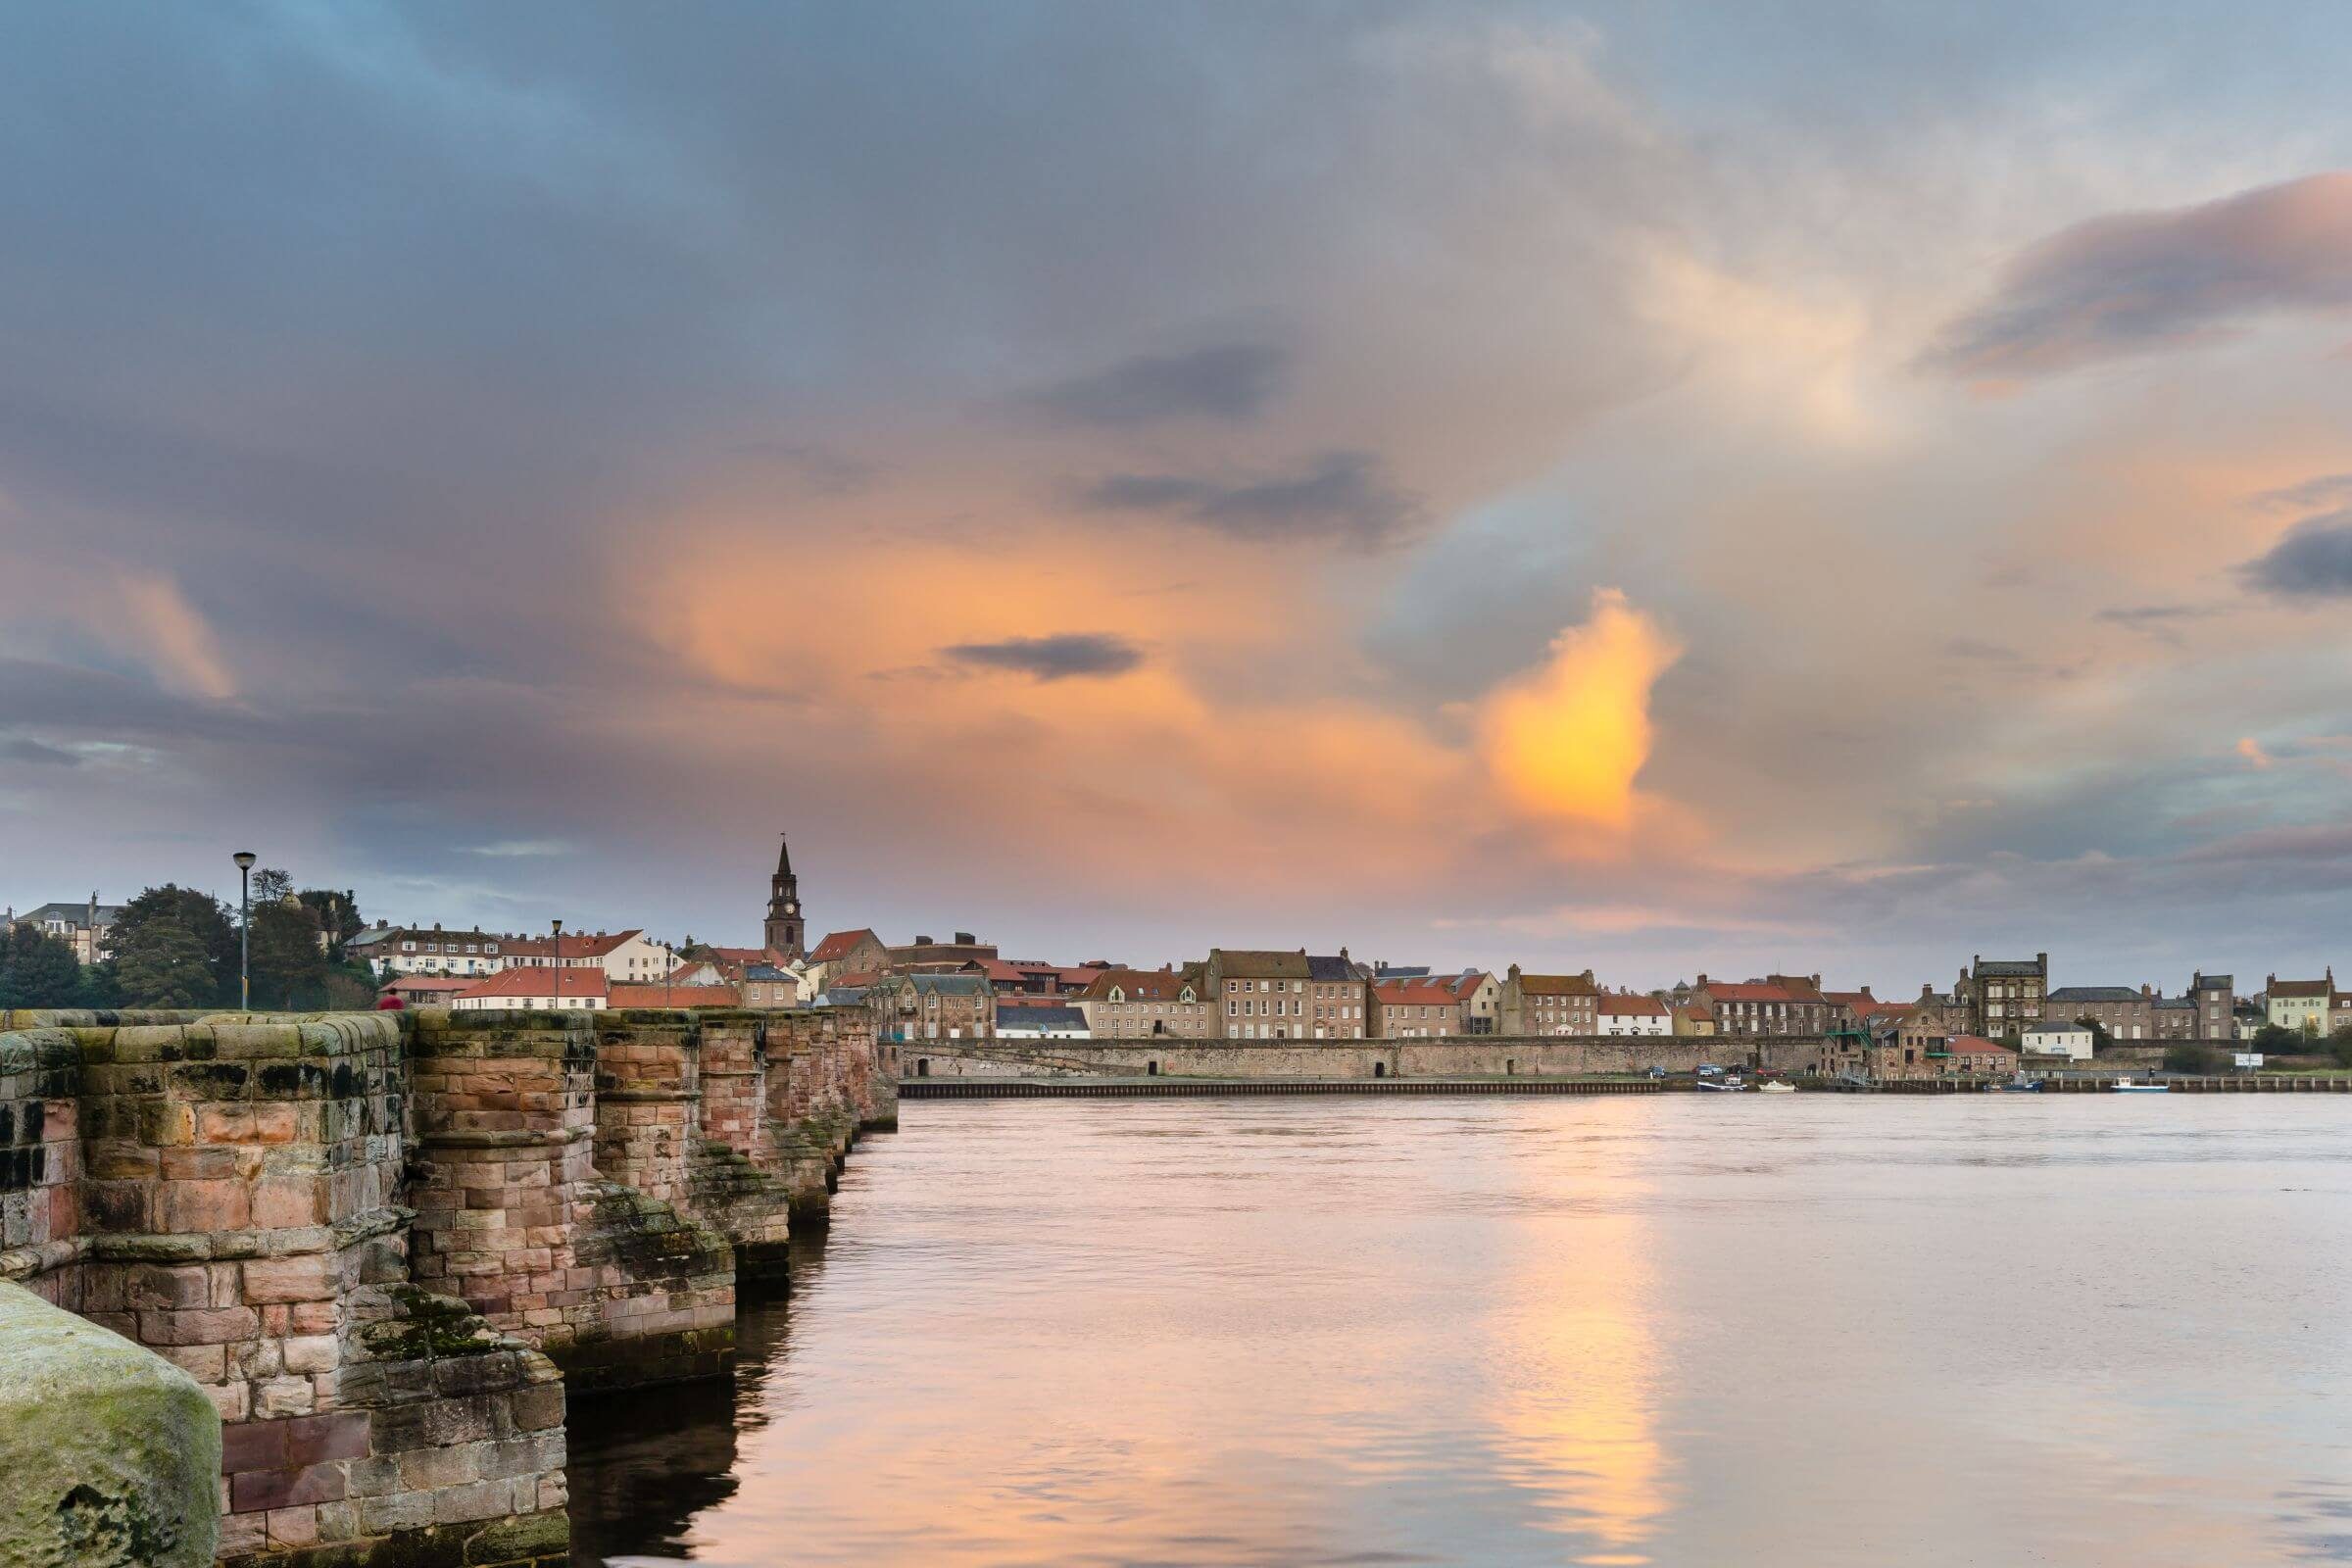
[{"x1": 358, "y1": 1286, "x2": 501, "y2": 1360}]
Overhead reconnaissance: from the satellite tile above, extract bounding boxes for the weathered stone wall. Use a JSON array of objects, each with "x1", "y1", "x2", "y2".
[
  {"x1": 904, "y1": 1034, "x2": 1827, "y2": 1080},
  {"x1": 0, "y1": 1002, "x2": 893, "y2": 1566},
  {"x1": 407, "y1": 1011, "x2": 735, "y2": 1395}
]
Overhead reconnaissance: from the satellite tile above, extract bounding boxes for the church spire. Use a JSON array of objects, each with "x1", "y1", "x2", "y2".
[
  {"x1": 764, "y1": 832, "x2": 806, "y2": 961},
  {"x1": 775, "y1": 833, "x2": 793, "y2": 878}
]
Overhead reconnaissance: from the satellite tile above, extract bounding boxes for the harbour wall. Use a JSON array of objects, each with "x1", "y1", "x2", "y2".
[
  {"x1": 903, "y1": 1034, "x2": 1834, "y2": 1080},
  {"x1": 0, "y1": 1004, "x2": 894, "y2": 1568}
]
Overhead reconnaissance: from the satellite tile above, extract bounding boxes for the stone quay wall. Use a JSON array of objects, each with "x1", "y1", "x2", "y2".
[
  {"x1": 905, "y1": 1033, "x2": 1831, "y2": 1081},
  {"x1": 0, "y1": 1003, "x2": 892, "y2": 1568}
]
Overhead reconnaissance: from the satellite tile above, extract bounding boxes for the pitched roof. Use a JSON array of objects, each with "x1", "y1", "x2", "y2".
[
  {"x1": 810, "y1": 928, "x2": 882, "y2": 963},
  {"x1": 1518, "y1": 972, "x2": 1599, "y2": 997},
  {"x1": 2268, "y1": 977, "x2": 2332, "y2": 998},
  {"x1": 2047, "y1": 986, "x2": 2145, "y2": 1003},
  {"x1": 878, "y1": 972, "x2": 991, "y2": 997},
  {"x1": 1439, "y1": 971, "x2": 1492, "y2": 999},
  {"x1": 454, "y1": 967, "x2": 610, "y2": 1001},
  {"x1": 1598, "y1": 993, "x2": 1669, "y2": 1015},
  {"x1": 1703, "y1": 981, "x2": 1796, "y2": 1003},
  {"x1": 1973, "y1": 957, "x2": 2045, "y2": 977},
  {"x1": 609, "y1": 983, "x2": 742, "y2": 1008},
  {"x1": 504, "y1": 928, "x2": 645, "y2": 960},
  {"x1": 382, "y1": 975, "x2": 473, "y2": 995},
  {"x1": 1078, "y1": 969, "x2": 1197, "y2": 1003},
  {"x1": 1305, "y1": 955, "x2": 1362, "y2": 983},
  {"x1": 16, "y1": 901, "x2": 126, "y2": 928},
  {"x1": 1373, "y1": 978, "x2": 1455, "y2": 1005},
  {"x1": 1212, "y1": 950, "x2": 1312, "y2": 980},
  {"x1": 706, "y1": 945, "x2": 777, "y2": 966},
  {"x1": 1822, "y1": 989, "x2": 1879, "y2": 1012},
  {"x1": 742, "y1": 963, "x2": 797, "y2": 982},
  {"x1": 1944, "y1": 1034, "x2": 2018, "y2": 1054},
  {"x1": 995, "y1": 1004, "x2": 1089, "y2": 1032}
]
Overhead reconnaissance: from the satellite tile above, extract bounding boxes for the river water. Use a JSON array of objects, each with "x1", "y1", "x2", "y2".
[{"x1": 567, "y1": 1095, "x2": 2352, "y2": 1567}]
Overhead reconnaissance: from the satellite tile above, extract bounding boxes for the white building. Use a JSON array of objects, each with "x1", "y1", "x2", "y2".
[
  {"x1": 353, "y1": 925, "x2": 514, "y2": 979},
  {"x1": 2022, "y1": 1021, "x2": 2093, "y2": 1060},
  {"x1": 1597, "y1": 993, "x2": 1672, "y2": 1036},
  {"x1": 450, "y1": 968, "x2": 608, "y2": 1012},
  {"x1": 505, "y1": 928, "x2": 673, "y2": 985},
  {"x1": 995, "y1": 1004, "x2": 1090, "y2": 1040}
]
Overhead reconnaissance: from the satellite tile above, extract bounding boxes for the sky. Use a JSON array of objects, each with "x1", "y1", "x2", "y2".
[{"x1": 6, "y1": 1, "x2": 2352, "y2": 993}]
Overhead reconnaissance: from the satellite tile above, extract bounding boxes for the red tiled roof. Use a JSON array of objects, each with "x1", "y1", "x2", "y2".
[
  {"x1": 810, "y1": 929, "x2": 881, "y2": 963},
  {"x1": 1373, "y1": 978, "x2": 1455, "y2": 1005},
  {"x1": 1822, "y1": 990, "x2": 1879, "y2": 1012},
  {"x1": 503, "y1": 928, "x2": 644, "y2": 960},
  {"x1": 2269, "y1": 977, "x2": 2332, "y2": 998},
  {"x1": 1440, "y1": 971, "x2": 1492, "y2": 999},
  {"x1": 1518, "y1": 973, "x2": 1599, "y2": 997},
  {"x1": 1079, "y1": 969, "x2": 1197, "y2": 1002},
  {"x1": 706, "y1": 945, "x2": 776, "y2": 966},
  {"x1": 1945, "y1": 1034, "x2": 2017, "y2": 1054},
  {"x1": 830, "y1": 968, "x2": 881, "y2": 989},
  {"x1": 610, "y1": 983, "x2": 741, "y2": 1009},
  {"x1": 1703, "y1": 981, "x2": 1796, "y2": 1003},
  {"x1": 382, "y1": 975, "x2": 472, "y2": 995},
  {"x1": 1598, "y1": 993, "x2": 1669, "y2": 1015},
  {"x1": 455, "y1": 968, "x2": 610, "y2": 1001}
]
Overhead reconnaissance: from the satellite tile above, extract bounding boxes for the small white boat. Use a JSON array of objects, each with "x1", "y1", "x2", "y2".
[
  {"x1": 1757, "y1": 1080, "x2": 1796, "y2": 1094},
  {"x1": 2109, "y1": 1078, "x2": 2171, "y2": 1094},
  {"x1": 1694, "y1": 1077, "x2": 1746, "y2": 1092}
]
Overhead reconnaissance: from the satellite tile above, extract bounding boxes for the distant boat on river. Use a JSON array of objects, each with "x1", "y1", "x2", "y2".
[
  {"x1": 1999, "y1": 1075, "x2": 2041, "y2": 1092},
  {"x1": 1757, "y1": 1080, "x2": 1796, "y2": 1094},
  {"x1": 2109, "y1": 1079, "x2": 2172, "y2": 1094},
  {"x1": 1695, "y1": 1077, "x2": 1747, "y2": 1092}
]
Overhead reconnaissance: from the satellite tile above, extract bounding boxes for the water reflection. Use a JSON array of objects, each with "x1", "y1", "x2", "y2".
[
  {"x1": 564, "y1": 1098, "x2": 2352, "y2": 1567},
  {"x1": 566, "y1": 1237, "x2": 822, "y2": 1566}
]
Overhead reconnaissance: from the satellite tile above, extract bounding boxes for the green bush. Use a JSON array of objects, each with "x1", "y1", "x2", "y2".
[{"x1": 2162, "y1": 1042, "x2": 2219, "y2": 1074}]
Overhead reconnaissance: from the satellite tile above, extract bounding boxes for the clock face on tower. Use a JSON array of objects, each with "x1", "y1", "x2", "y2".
[{"x1": 785, "y1": 902, "x2": 797, "y2": 914}]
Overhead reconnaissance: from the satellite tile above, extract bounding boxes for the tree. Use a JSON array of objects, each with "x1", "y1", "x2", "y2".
[
  {"x1": 297, "y1": 888, "x2": 364, "y2": 957},
  {"x1": 2251, "y1": 1022, "x2": 2301, "y2": 1056},
  {"x1": 2327, "y1": 1024, "x2": 2352, "y2": 1070},
  {"x1": 248, "y1": 867, "x2": 295, "y2": 906},
  {"x1": 0, "y1": 924, "x2": 84, "y2": 1008},
  {"x1": 2163, "y1": 1041, "x2": 2219, "y2": 1074},
  {"x1": 249, "y1": 899, "x2": 327, "y2": 1010},
  {"x1": 114, "y1": 921, "x2": 221, "y2": 1009},
  {"x1": 109, "y1": 885, "x2": 237, "y2": 1005},
  {"x1": 2076, "y1": 1015, "x2": 2113, "y2": 1053}
]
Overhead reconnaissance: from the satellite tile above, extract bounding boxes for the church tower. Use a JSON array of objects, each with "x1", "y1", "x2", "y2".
[{"x1": 763, "y1": 834, "x2": 806, "y2": 960}]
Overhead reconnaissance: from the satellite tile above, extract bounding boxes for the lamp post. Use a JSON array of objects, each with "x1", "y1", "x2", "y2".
[
  {"x1": 232, "y1": 852, "x2": 257, "y2": 1010},
  {"x1": 664, "y1": 940, "x2": 674, "y2": 1009},
  {"x1": 550, "y1": 918, "x2": 564, "y2": 1014}
]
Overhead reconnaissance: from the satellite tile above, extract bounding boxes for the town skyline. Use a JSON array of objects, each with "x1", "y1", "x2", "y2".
[{"x1": 9, "y1": 7, "x2": 2352, "y2": 989}]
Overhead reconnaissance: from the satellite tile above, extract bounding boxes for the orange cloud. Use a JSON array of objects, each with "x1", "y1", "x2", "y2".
[{"x1": 1477, "y1": 589, "x2": 1681, "y2": 834}]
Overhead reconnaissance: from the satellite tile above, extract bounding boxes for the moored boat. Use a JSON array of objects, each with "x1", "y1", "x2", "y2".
[
  {"x1": 1757, "y1": 1080, "x2": 1796, "y2": 1094},
  {"x1": 1694, "y1": 1077, "x2": 1746, "y2": 1092},
  {"x1": 1998, "y1": 1074, "x2": 2041, "y2": 1092},
  {"x1": 2109, "y1": 1078, "x2": 2171, "y2": 1093}
]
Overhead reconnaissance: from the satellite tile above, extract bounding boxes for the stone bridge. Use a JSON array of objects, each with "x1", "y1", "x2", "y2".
[{"x1": 0, "y1": 1004, "x2": 896, "y2": 1568}]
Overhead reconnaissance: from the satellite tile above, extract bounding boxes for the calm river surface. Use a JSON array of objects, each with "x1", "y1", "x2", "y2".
[{"x1": 568, "y1": 1095, "x2": 2352, "y2": 1567}]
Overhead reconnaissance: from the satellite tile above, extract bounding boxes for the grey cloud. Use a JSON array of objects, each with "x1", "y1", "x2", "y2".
[
  {"x1": 1942, "y1": 637, "x2": 2022, "y2": 662},
  {"x1": 2253, "y1": 472, "x2": 2352, "y2": 513},
  {"x1": 941, "y1": 633, "x2": 1145, "y2": 681},
  {"x1": 2093, "y1": 603, "x2": 2209, "y2": 643},
  {"x1": 1081, "y1": 451, "x2": 1419, "y2": 548},
  {"x1": 1927, "y1": 172, "x2": 2352, "y2": 378},
  {"x1": 1, "y1": 737, "x2": 81, "y2": 766},
  {"x1": 2240, "y1": 510, "x2": 2352, "y2": 598},
  {"x1": 1028, "y1": 343, "x2": 1288, "y2": 426}
]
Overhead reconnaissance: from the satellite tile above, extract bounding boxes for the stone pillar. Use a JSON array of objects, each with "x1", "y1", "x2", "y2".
[
  {"x1": 684, "y1": 1015, "x2": 792, "y2": 1286},
  {"x1": 411, "y1": 1012, "x2": 736, "y2": 1394},
  {"x1": 0, "y1": 1026, "x2": 81, "y2": 1307},
  {"x1": 590, "y1": 1013, "x2": 698, "y2": 1212}
]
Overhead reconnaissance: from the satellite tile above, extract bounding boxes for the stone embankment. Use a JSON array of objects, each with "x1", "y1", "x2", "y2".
[
  {"x1": 903, "y1": 1035, "x2": 1827, "y2": 1081},
  {"x1": 0, "y1": 1004, "x2": 895, "y2": 1568}
]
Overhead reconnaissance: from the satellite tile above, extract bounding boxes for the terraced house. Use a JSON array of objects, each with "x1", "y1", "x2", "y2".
[
  {"x1": 1205, "y1": 949, "x2": 1314, "y2": 1039},
  {"x1": 1956, "y1": 953, "x2": 2048, "y2": 1039},
  {"x1": 1371, "y1": 977, "x2": 1458, "y2": 1039},
  {"x1": 1306, "y1": 953, "x2": 1369, "y2": 1040},
  {"x1": 2265, "y1": 970, "x2": 2335, "y2": 1036},
  {"x1": 1498, "y1": 966, "x2": 1600, "y2": 1035},
  {"x1": 1076, "y1": 967, "x2": 1215, "y2": 1038},
  {"x1": 1689, "y1": 975, "x2": 1830, "y2": 1037},
  {"x1": 868, "y1": 971, "x2": 997, "y2": 1041}
]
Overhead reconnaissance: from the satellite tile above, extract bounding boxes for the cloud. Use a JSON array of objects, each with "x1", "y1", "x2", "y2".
[
  {"x1": 2253, "y1": 472, "x2": 2352, "y2": 514},
  {"x1": 2239, "y1": 509, "x2": 2352, "y2": 597},
  {"x1": 2236, "y1": 737, "x2": 2273, "y2": 769},
  {"x1": 940, "y1": 633, "x2": 1145, "y2": 681},
  {"x1": 1477, "y1": 589, "x2": 1683, "y2": 834},
  {"x1": 1080, "y1": 451, "x2": 1419, "y2": 547},
  {"x1": 463, "y1": 839, "x2": 575, "y2": 858},
  {"x1": 1028, "y1": 343, "x2": 1287, "y2": 426},
  {"x1": 2093, "y1": 603, "x2": 2209, "y2": 644},
  {"x1": 0, "y1": 737, "x2": 80, "y2": 767},
  {"x1": 1927, "y1": 172, "x2": 2352, "y2": 379}
]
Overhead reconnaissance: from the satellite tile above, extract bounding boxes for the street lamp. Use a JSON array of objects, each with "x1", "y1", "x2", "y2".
[
  {"x1": 550, "y1": 918, "x2": 564, "y2": 1014},
  {"x1": 232, "y1": 852, "x2": 257, "y2": 1010}
]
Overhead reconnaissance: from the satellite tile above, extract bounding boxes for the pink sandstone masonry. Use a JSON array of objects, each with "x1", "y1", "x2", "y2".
[{"x1": 0, "y1": 1002, "x2": 894, "y2": 1568}]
